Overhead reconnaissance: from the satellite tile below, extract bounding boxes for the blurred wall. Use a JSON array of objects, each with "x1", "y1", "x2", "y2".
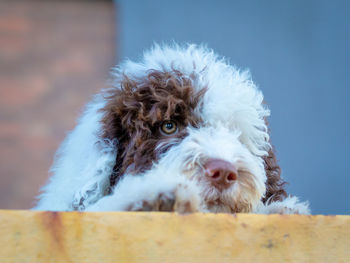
[
  {"x1": 117, "y1": 0, "x2": 350, "y2": 214},
  {"x1": 0, "y1": 1, "x2": 115, "y2": 209}
]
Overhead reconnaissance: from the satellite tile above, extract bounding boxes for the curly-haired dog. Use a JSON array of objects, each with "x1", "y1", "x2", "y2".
[{"x1": 34, "y1": 44, "x2": 310, "y2": 214}]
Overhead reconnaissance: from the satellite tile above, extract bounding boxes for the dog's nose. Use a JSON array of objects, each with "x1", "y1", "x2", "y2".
[{"x1": 204, "y1": 158, "x2": 237, "y2": 190}]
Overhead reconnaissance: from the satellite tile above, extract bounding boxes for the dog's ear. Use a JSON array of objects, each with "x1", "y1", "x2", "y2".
[
  {"x1": 69, "y1": 96, "x2": 119, "y2": 211},
  {"x1": 99, "y1": 76, "x2": 139, "y2": 187},
  {"x1": 260, "y1": 116, "x2": 287, "y2": 204},
  {"x1": 71, "y1": 76, "x2": 136, "y2": 210},
  {"x1": 262, "y1": 145, "x2": 287, "y2": 204}
]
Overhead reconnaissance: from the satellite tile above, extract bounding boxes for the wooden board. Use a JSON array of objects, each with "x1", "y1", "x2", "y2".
[{"x1": 0, "y1": 210, "x2": 349, "y2": 262}]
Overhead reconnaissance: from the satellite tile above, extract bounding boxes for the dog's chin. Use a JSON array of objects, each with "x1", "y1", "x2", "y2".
[
  {"x1": 202, "y1": 189, "x2": 254, "y2": 213},
  {"x1": 198, "y1": 177, "x2": 263, "y2": 213}
]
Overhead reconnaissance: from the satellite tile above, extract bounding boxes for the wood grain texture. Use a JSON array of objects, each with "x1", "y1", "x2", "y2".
[{"x1": 0, "y1": 210, "x2": 349, "y2": 262}]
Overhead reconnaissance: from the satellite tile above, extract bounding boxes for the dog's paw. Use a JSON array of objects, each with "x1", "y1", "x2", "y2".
[
  {"x1": 126, "y1": 182, "x2": 200, "y2": 213},
  {"x1": 255, "y1": 196, "x2": 310, "y2": 215}
]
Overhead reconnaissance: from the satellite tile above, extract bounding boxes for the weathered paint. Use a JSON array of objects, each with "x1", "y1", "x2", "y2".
[{"x1": 0, "y1": 210, "x2": 349, "y2": 263}]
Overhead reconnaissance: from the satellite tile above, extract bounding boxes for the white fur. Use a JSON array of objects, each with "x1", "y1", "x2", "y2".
[
  {"x1": 255, "y1": 196, "x2": 310, "y2": 214},
  {"x1": 34, "y1": 43, "x2": 309, "y2": 214},
  {"x1": 114, "y1": 43, "x2": 270, "y2": 156},
  {"x1": 152, "y1": 126, "x2": 267, "y2": 213},
  {"x1": 86, "y1": 168, "x2": 201, "y2": 212},
  {"x1": 34, "y1": 95, "x2": 117, "y2": 211}
]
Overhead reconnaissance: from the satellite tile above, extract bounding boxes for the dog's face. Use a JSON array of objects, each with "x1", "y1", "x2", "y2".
[{"x1": 101, "y1": 45, "x2": 286, "y2": 213}]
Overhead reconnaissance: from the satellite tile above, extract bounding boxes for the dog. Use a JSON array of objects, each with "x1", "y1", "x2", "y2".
[{"x1": 34, "y1": 43, "x2": 310, "y2": 214}]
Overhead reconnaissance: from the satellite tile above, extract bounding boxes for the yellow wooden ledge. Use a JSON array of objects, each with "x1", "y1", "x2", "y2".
[{"x1": 0, "y1": 210, "x2": 349, "y2": 263}]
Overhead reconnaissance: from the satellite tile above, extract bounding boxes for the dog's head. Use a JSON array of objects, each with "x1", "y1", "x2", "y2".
[{"x1": 101, "y1": 44, "x2": 286, "y2": 212}]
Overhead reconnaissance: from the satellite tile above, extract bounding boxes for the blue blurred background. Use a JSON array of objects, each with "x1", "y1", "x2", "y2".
[{"x1": 117, "y1": 0, "x2": 350, "y2": 214}]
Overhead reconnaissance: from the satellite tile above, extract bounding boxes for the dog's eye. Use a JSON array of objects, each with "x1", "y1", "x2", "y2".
[{"x1": 160, "y1": 120, "x2": 177, "y2": 135}]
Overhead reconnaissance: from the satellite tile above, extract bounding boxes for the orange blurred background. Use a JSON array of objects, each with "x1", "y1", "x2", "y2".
[{"x1": 0, "y1": 0, "x2": 115, "y2": 209}]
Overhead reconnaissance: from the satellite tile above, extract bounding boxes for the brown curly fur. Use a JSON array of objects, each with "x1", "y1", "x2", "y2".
[
  {"x1": 101, "y1": 70, "x2": 205, "y2": 187},
  {"x1": 262, "y1": 147, "x2": 287, "y2": 203},
  {"x1": 101, "y1": 69, "x2": 287, "y2": 203}
]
